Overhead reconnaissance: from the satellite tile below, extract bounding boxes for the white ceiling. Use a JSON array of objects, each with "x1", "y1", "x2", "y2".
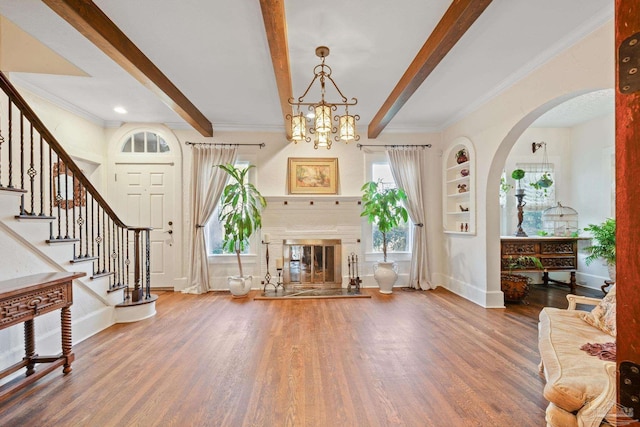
[{"x1": 0, "y1": 0, "x2": 614, "y2": 135}]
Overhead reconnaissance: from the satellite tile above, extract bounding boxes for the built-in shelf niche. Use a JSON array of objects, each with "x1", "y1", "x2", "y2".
[{"x1": 443, "y1": 137, "x2": 476, "y2": 234}]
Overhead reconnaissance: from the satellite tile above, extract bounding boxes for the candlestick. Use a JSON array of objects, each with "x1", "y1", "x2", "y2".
[{"x1": 263, "y1": 233, "x2": 270, "y2": 244}]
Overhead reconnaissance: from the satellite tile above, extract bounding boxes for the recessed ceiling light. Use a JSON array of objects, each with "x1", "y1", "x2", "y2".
[{"x1": 114, "y1": 106, "x2": 127, "y2": 114}]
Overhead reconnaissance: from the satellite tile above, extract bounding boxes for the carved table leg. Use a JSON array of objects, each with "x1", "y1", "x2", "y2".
[
  {"x1": 24, "y1": 319, "x2": 35, "y2": 376},
  {"x1": 569, "y1": 271, "x2": 577, "y2": 294},
  {"x1": 542, "y1": 271, "x2": 550, "y2": 287},
  {"x1": 61, "y1": 306, "x2": 74, "y2": 374}
]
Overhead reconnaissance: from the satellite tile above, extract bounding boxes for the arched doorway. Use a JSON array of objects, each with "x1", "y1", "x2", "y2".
[
  {"x1": 486, "y1": 89, "x2": 614, "y2": 304},
  {"x1": 107, "y1": 125, "x2": 183, "y2": 289}
]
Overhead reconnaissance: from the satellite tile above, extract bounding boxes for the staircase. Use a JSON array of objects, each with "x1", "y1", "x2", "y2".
[{"x1": 0, "y1": 71, "x2": 156, "y2": 338}]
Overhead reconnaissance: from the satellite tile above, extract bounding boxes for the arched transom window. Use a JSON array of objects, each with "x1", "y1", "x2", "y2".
[{"x1": 121, "y1": 131, "x2": 170, "y2": 153}]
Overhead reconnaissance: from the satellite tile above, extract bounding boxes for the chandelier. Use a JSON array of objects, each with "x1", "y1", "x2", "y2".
[{"x1": 287, "y1": 46, "x2": 359, "y2": 149}]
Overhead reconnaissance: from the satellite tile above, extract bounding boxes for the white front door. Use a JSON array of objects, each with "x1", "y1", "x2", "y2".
[{"x1": 114, "y1": 164, "x2": 175, "y2": 288}]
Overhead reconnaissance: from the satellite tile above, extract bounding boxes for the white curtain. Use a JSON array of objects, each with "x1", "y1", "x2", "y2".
[
  {"x1": 183, "y1": 146, "x2": 237, "y2": 294},
  {"x1": 387, "y1": 147, "x2": 433, "y2": 289}
]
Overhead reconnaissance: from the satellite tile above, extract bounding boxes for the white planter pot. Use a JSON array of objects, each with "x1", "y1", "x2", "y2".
[
  {"x1": 374, "y1": 261, "x2": 398, "y2": 294},
  {"x1": 228, "y1": 275, "x2": 252, "y2": 298}
]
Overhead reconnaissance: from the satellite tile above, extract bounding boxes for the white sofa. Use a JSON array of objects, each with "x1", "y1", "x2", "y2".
[{"x1": 538, "y1": 293, "x2": 616, "y2": 427}]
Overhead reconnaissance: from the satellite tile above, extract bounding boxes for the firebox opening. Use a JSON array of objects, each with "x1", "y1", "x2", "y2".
[{"x1": 283, "y1": 239, "x2": 342, "y2": 288}]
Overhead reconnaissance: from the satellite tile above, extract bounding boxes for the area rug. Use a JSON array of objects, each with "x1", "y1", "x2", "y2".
[{"x1": 254, "y1": 288, "x2": 371, "y2": 300}]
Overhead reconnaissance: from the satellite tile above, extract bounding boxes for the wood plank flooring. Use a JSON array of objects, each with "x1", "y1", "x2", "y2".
[{"x1": 0, "y1": 284, "x2": 602, "y2": 426}]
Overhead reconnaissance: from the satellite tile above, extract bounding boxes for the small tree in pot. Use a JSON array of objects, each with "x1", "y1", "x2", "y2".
[
  {"x1": 584, "y1": 218, "x2": 616, "y2": 281},
  {"x1": 361, "y1": 180, "x2": 409, "y2": 294},
  {"x1": 217, "y1": 163, "x2": 267, "y2": 297}
]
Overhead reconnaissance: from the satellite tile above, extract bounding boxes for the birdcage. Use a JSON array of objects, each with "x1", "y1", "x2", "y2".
[{"x1": 541, "y1": 202, "x2": 579, "y2": 236}]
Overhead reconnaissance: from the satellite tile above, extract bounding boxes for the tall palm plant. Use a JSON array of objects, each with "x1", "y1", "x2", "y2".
[{"x1": 217, "y1": 164, "x2": 267, "y2": 277}]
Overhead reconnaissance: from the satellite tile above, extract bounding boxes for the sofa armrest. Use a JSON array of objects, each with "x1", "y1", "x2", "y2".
[
  {"x1": 566, "y1": 294, "x2": 602, "y2": 310},
  {"x1": 575, "y1": 362, "x2": 617, "y2": 427}
]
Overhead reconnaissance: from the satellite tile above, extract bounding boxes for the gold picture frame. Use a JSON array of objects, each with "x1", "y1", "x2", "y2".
[{"x1": 288, "y1": 157, "x2": 339, "y2": 195}]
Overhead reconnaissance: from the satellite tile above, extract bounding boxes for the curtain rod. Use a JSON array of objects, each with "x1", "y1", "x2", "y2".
[
  {"x1": 356, "y1": 143, "x2": 432, "y2": 150},
  {"x1": 185, "y1": 141, "x2": 265, "y2": 149}
]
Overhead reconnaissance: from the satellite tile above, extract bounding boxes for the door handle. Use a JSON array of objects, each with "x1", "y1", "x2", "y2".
[{"x1": 165, "y1": 230, "x2": 173, "y2": 234}]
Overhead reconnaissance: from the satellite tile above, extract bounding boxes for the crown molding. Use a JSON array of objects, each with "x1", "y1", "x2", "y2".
[{"x1": 439, "y1": 8, "x2": 614, "y2": 131}]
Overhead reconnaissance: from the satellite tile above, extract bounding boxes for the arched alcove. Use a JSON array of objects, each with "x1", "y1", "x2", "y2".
[{"x1": 486, "y1": 89, "x2": 612, "y2": 305}]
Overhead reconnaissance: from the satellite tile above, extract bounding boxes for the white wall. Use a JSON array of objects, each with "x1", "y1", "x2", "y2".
[
  {"x1": 438, "y1": 20, "x2": 614, "y2": 307},
  {"x1": 172, "y1": 129, "x2": 442, "y2": 291},
  {"x1": 568, "y1": 113, "x2": 615, "y2": 288}
]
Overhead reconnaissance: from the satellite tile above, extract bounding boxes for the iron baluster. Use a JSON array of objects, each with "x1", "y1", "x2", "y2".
[
  {"x1": 56, "y1": 156, "x2": 62, "y2": 239},
  {"x1": 101, "y1": 208, "x2": 106, "y2": 274},
  {"x1": 7, "y1": 99, "x2": 12, "y2": 188},
  {"x1": 145, "y1": 229, "x2": 151, "y2": 299},
  {"x1": 71, "y1": 171, "x2": 76, "y2": 241},
  {"x1": 28, "y1": 123, "x2": 35, "y2": 214},
  {"x1": 84, "y1": 188, "x2": 89, "y2": 257},
  {"x1": 19, "y1": 111, "x2": 25, "y2": 214},
  {"x1": 125, "y1": 229, "x2": 130, "y2": 288},
  {"x1": 48, "y1": 146, "x2": 54, "y2": 240},
  {"x1": 0, "y1": 105, "x2": 4, "y2": 188},
  {"x1": 90, "y1": 195, "x2": 94, "y2": 259},
  {"x1": 64, "y1": 163, "x2": 70, "y2": 239}
]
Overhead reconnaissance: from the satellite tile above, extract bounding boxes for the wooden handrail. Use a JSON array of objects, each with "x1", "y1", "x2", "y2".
[{"x1": 0, "y1": 71, "x2": 127, "y2": 228}]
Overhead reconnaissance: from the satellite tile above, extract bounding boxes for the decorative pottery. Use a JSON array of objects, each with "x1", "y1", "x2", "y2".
[
  {"x1": 501, "y1": 274, "x2": 531, "y2": 302},
  {"x1": 460, "y1": 169, "x2": 469, "y2": 177},
  {"x1": 456, "y1": 151, "x2": 468, "y2": 164},
  {"x1": 373, "y1": 261, "x2": 398, "y2": 294},
  {"x1": 228, "y1": 275, "x2": 252, "y2": 298}
]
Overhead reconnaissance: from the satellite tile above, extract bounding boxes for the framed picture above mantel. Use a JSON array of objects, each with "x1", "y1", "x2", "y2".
[{"x1": 288, "y1": 157, "x2": 339, "y2": 195}]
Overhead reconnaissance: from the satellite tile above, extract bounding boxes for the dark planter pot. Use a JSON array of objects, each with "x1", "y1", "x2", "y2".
[
  {"x1": 501, "y1": 274, "x2": 531, "y2": 302},
  {"x1": 456, "y1": 154, "x2": 468, "y2": 164}
]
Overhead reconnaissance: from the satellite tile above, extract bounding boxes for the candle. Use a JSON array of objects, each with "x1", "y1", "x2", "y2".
[
  {"x1": 263, "y1": 233, "x2": 270, "y2": 244},
  {"x1": 276, "y1": 257, "x2": 283, "y2": 270}
]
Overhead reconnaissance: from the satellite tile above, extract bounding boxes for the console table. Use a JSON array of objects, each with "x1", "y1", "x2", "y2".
[
  {"x1": 0, "y1": 271, "x2": 84, "y2": 400},
  {"x1": 500, "y1": 237, "x2": 586, "y2": 293}
]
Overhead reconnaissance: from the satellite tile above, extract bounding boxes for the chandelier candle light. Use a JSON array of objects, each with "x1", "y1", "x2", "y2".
[{"x1": 288, "y1": 46, "x2": 359, "y2": 149}]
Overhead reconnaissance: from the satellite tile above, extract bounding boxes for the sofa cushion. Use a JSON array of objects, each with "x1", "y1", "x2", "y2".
[
  {"x1": 579, "y1": 284, "x2": 616, "y2": 337},
  {"x1": 539, "y1": 307, "x2": 614, "y2": 413}
]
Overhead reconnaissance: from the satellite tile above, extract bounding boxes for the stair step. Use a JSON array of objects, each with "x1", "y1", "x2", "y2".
[
  {"x1": 107, "y1": 283, "x2": 127, "y2": 293},
  {"x1": 70, "y1": 256, "x2": 99, "y2": 264},
  {"x1": 91, "y1": 271, "x2": 114, "y2": 280},
  {"x1": 0, "y1": 187, "x2": 27, "y2": 195},
  {"x1": 115, "y1": 294, "x2": 158, "y2": 323},
  {"x1": 15, "y1": 214, "x2": 55, "y2": 223},
  {"x1": 116, "y1": 294, "x2": 158, "y2": 308},
  {"x1": 47, "y1": 238, "x2": 80, "y2": 245}
]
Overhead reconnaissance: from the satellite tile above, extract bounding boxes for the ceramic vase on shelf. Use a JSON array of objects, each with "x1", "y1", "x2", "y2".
[{"x1": 373, "y1": 261, "x2": 398, "y2": 294}]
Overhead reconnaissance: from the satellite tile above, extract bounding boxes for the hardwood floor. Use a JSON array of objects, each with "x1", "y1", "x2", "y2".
[{"x1": 0, "y1": 284, "x2": 602, "y2": 426}]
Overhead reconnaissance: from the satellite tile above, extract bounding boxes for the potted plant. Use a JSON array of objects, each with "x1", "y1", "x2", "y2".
[
  {"x1": 584, "y1": 218, "x2": 616, "y2": 281},
  {"x1": 217, "y1": 163, "x2": 267, "y2": 297},
  {"x1": 511, "y1": 168, "x2": 525, "y2": 195},
  {"x1": 360, "y1": 180, "x2": 409, "y2": 294},
  {"x1": 501, "y1": 255, "x2": 543, "y2": 302}
]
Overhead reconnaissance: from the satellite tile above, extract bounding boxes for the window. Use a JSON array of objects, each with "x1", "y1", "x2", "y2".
[
  {"x1": 370, "y1": 162, "x2": 410, "y2": 253},
  {"x1": 516, "y1": 163, "x2": 556, "y2": 236},
  {"x1": 206, "y1": 161, "x2": 251, "y2": 255},
  {"x1": 121, "y1": 132, "x2": 170, "y2": 153}
]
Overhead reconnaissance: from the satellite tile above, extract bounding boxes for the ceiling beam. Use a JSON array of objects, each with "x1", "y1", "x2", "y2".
[
  {"x1": 42, "y1": 0, "x2": 213, "y2": 137},
  {"x1": 368, "y1": 0, "x2": 493, "y2": 138},
  {"x1": 259, "y1": 0, "x2": 293, "y2": 140}
]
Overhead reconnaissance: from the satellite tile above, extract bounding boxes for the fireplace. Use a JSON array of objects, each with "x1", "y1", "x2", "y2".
[{"x1": 283, "y1": 239, "x2": 342, "y2": 288}]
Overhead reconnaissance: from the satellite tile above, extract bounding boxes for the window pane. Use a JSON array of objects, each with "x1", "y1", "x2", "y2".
[
  {"x1": 146, "y1": 132, "x2": 158, "y2": 152},
  {"x1": 370, "y1": 161, "x2": 410, "y2": 253},
  {"x1": 372, "y1": 163, "x2": 395, "y2": 187},
  {"x1": 133, "y1": 132, "x2": 145, "y2": 152},
  {"x1": 158, "y1": 137, "x2": 170, "y2": 152},
  {"x1": 206, "y1": 161, "x2": 251, "y2": 255},
  {"x1": 122, "y1": 137, "x2": 132, "y2": 152}
]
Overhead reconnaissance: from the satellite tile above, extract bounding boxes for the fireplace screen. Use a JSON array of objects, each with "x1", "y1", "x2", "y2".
[{"x1": 283, "y1": 239, "x2": 342, "y2": 287}]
